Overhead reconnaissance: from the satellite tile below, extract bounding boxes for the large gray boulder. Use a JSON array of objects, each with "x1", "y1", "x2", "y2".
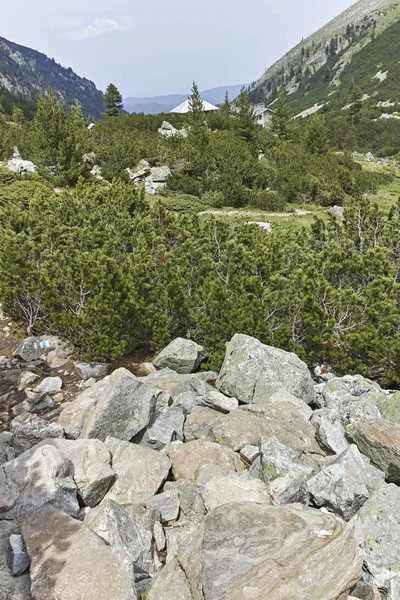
[
  {"x1": 379, "y1": 391, "x2": 400, "y2": 424},
  {"x1": 58, "y1": 368, "x2": 160, "y2": 441},
  {"x1": 147, "y1": 558, "x2": 192, "y2": 600},
  {"x1": 178, "y1": 502, "x2": 362, "y2": 600},
  {"x1": 140, "y1": 407, "x2": 185, "y2": 450},
  {"x1": 216, "y1": 335, "x2": 315, "y2": 404},
  {"x1": 164, "y1": 439, "x2": 244, "y2": 482},
  {"x1": 74, "y1": 361, "x2": 108, "y2": 380},
  {"x1": 306, "y1": 445, "x2": 385, "y2": 520},
  {"x1": 0, "y1": 444, "x2": 79, "y2": 521},
  {"x1": 37, "y1": 438, "x2": 116, "y2": 507},
  {"x1": 354, "y1": 484, "x2": 400, "y2": 592},
  {"x1": 143, "y1": 369, "x2": 215, "y2": 399},
  {"x1": 14, "y1": 335, "x2": 69, "y2": 362},
  {"x1": 104, "y1": 439, "x2": 171, "y2": 507},
  {"x1": 11, "y1": 415, "x2": 65, "y2": 456},
  {"x1": 183, "y1": 406, "x2": 220, "y2": 442},
  {"x1": 200, "y1": 390, "x2": 239, "y2": 413},
  {"x1": 311, "y1": 409, "x2": 349, "y2": 455},
  {"x1": 321, "y1": 375, "x2": 385, "y2": 411},
  {"x1": 347, "y1": 419, "x2": 400, "y2": 484},
  {"x1": 147, "y1": 489, "x2": 180, "y2": 523},
  {"x1": 153, "y1": 338, "x2": 205, "y2": 374},
  {"x1": 0, "y1": 521, "x2": 31, "y2": 600},
  {"x1": 22, "y1": 506, "x2": 137, "y2": 600}
]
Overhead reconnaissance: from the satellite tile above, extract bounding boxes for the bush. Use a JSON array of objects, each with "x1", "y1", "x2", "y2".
[
  {"x1": 201, "y1": 190, "x2": 225, "y2": 208},
  {"x1": 247, "y1": 188, "x2": 286, "y2": 211}
]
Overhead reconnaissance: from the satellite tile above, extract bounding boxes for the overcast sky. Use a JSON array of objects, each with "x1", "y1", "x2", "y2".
[{"x1": 2, "y1": 0, "x2": 356, "y2": 97}]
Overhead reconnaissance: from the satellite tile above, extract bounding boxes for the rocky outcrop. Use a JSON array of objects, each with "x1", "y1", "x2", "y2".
[
  {"x1": 126, "y1": 160, "x2": 172, "y2": 195},
  {"x1": 153, "y1": 338, "x2": 205, "y2": 374}
]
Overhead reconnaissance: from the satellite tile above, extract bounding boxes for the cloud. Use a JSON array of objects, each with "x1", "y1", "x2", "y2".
[{"x1": 67, "y1": 17, "x2": 134, "y2": 40}]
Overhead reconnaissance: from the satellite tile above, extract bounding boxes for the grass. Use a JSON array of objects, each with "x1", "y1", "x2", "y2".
[{"x1": 356, "y1": 158, "x2": 400, "y2": 211}]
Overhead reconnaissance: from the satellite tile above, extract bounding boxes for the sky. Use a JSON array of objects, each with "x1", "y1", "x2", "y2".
[{"x1": 1, "y1": 0, "x2": 356, "y2": 98}]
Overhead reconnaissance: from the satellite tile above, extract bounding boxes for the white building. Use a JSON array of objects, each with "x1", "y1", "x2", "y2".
[{"x1": 253, "y1": 105, "x2": 274, "y2": 128}]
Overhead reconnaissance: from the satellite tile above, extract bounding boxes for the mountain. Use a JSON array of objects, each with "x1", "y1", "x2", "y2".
[
  {"x1": 0, "y1": 36, "x2": 104, "y2": 119},
  {"x1": 124, "y1": 84, "x2": 247, "y2": 114},
  {"x1": 249, "y1": 0, "x2": 400, "y2": 155}
]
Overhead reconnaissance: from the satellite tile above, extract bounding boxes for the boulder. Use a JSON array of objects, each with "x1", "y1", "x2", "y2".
[
  {"x1": 14, "y1": 336, "x2": 67, "y2": 362},
  {"x1": 46, "y1": 348, "x2": 70, "y2": 368},
  {"x1": 178, "y1": 502, "x2": 362, "y2": 600},
  {"x1": 164, "y1": 479, "x2": 205, "y2": 522},
  {"x1": 0, "y1": 521, "x2": 31, "y2": 600},
  {"x1": 172, "y1": 391, "x2": 199, "y2": 414},
  {"x1": 74, "y1": 361, "x2": 108, "y2": 380},
  {"x1": 354, "y1": 484, "x2": 400, "y2": 592},
  {"x1": 203, "y1": 403, "x2": 323, "y2": 453},
  {"x1": 85, "y1": 498, "x2": 155, "y2": 590},
  {"x1": 165, "y1": 439, "x2": 244, "y2": 482},
  {"x1": 267, "y1": 389, "x2": 313, "y2": 421},
  {"x1": 17, "y1": 371, "x2": 40, "y2": 391},
  {"x1": 22, "y1": 506, "x2": 136, "y2": 600},
  {"x1": 147, "y1": 489, "x2": 180, "y2": 523},
  {"x1": 140, "y1": 407, "x2": 185, "y2": 450},
  {"x1": 239, "y1": 444, "x2": 260, "y2": 465},
  {"x1": 37, "y1": 438, "x2": 116, "y2": 507},
  {"x1": 216, "y1": 335, "x2": 315, "y2": 404},
  {"x1": 321, "y1": 375, "x2": 385, "y2": 411},
  {"x1": 311, "y1": 408, "x2": 349, "y2": 455},
  {"x1": 200, "y1": 390, "x2": 239, "y2": 413},
  {"x1": 147, "y1": 558, "x2": 192, "y2": 600},
  {"x1": 347, "y1": 419, "x2": 400, "y2": 484},
  {"x1": 143, "y1": 369, "x2": 214, "y2": 399},
  {"x1": 104, "y1": 439, "x2": 171, "y2": 506},
  {"x1": 257, "y1": 435, "x2": 317, "y2": 487},
  {"x1": 196, "y1": 464, "x2": 271, "y2": 511},
  {"x1": 379, "y1": 391, "x2": 400, "y2": 424},
  {"x1": 11, "y1": 414, "x2": 65, "y2": 455},
  {"x1": 58, "y1": 368, "x2": 159, "y2": 441},
  {"x1": 153, "y1": 338, "x2": 205, "y2": 374},
  {"x1": 306, "y1": 445, "x2": 385, "y2": 520},
  {"x1": 30, "y1": 376, "x2": 63, "y2": 399},
  {"x1": 183, "y1": 406, "x2": 219, "y2": 441},
  {"x1": 0, "y1": 444, "x2": 79, "y2": 521},
  {"x1": 9, "y1": 533, "x2": 30, "y2": 576}
]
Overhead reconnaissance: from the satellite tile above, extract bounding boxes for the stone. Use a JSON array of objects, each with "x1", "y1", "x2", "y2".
[
  {"x1": 354, "y1": 484, "x2": 400, "y2": 592},
  {"x1": 17, "y1": 370, "x2": 40, "y2": 391},
  {"x1": 178, "y1": 502, "x2": 362, "y2": 600},
  {"x1": 74, "y1": 361, "x2": 109, "y2": 380},
  {"x1": 0, "y1": 445, "x2": 14, "y2": 466},
  {"x1": 172, "y1": 391, "x2": 199, "y2": 414},
  {"x1": 203, "y1": 403, "x2": 323, "y2": 454},
  {"x1": 339, "y1": 399, "x2": 381, "y2": 426},
  {"x1": 267, "y1": 389, "x2": 313, "y2": 421},
  {"x1": 153, "y1": 338, "x2": 205, "y2": 374},
  {"x1": 153, "y1": 520, "x2": 166, "y2": 552},
  {"x1": 0, "y1": 521, "x2": 31, "y2": 600},
  {"x1": 147, "y1": 489, "x2": 180, "y2": 523},
  {"x1": 321, "y1": 375, "x2": 385, "y2": 411},
  {"x1": 258, "y1": 435, "x2": 318, "y2": 487},
  {"x1": 11, "y1": 414, "x2": 65, "y2": 455},
  {"x1": 11, "y1": 400, "x2": 32, "y2": 416},
  {"x1": 267, "y1": 472, "x2": 311, "y2": 505},
  {"x1": 347, "y1": 419, "x2": 400, "y2": 484},
  {"x1": 200, "y1": 390, "x2": 239, "y2": 413},
  {"x1": 216, "y1": 334, "x2": 315, "y2": 405},
  {"x1": 104, "y1": 439, "x2": 171, "y2": 506},
  {"x1": 58, "y1": 368, "x2": 160, "y2": 441},
  {"x1": 314, "y1": 363, "x2": 336, "y2": 381},
  {"x1": 196, "y1": 464, "x2": 271, "y2": 511},
  {"x1": 311, "y1": 408, "x2": 350, "y2": 454},
  {"x1": 22, "y1": 506, "x2": 136, "y2": 600},
  {"x1": 165, "y1": 439, "x2": 244, "y2": 482},
  {"x1": 85, "y1": 498, "x2": 155, "y2": 588},
  {"x1": 164, "y1": 478, "x2": 206, "y2": 522},
  {"x1": 351, "y1": 581, "x2": 382, "y2": 600},
  {"x1": 37, "y1": 438, "x2": 116, "y2": 507},
  {"x1": 143, "y1": 369, "x2": 214, "y2": 399},
  {"x1": 306, "y1": 445, "x2": 385, "y2": 521},
  {"x1": 139, "y1": 362, "x2": 157, "y2": 376},
  {"x1": 140, "y1": 407, "x2": 185, "y2": 450},
  {"x1": 183, "y1": 406, "x2": 219, "y2": 441},
  {"x1": 379, "y1": 391, "x2": 400, "y2": 424},
  {"x1": 147, "y1": 559, "x2": 192, "y2": 600},
  {"x1": 31, "y1": 376, "x2": 63, "y2": 398},
  {"x1": 14, "y1": 335, "x2": 67, "y2": 362},
  {"x1": 46, "y1": 348, "x2": 70, "y2": 368},
  {"x1": 9, "y1": 533, "x2": 30, "y2": 575},
  {"x1": 0, "y1": 444, "x2": 79, "y2": 521},
  {"x1": 240, "y1": 444, "x2": 260, "y2": 465}
]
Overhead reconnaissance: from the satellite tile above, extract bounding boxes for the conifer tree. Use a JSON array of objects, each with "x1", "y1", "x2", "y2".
[
  {"x1": 270, "y1": 90, "x2": 295, "y2": 142},
  {"x1": 305, "y1": 114, "x2": 330, "y2": 155},
  {"x1": 103, "y1": 83, "x2": 124, "y2": 118},
  {"x1": 220, "y1": 91, "x2": 232, "y2": 120},
  {"x1": 233, "y1": 87, "x2": 256, "y2": 143}
]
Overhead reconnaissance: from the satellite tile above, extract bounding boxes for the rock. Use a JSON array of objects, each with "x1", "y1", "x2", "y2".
[
  {"x1": 339, "y1": 399, "x2": 381, "y2": 426},
  {"x1": 85, "y1": 498, "x2": 155, "y2": 589},
  {"x1": 258, "y1": 435, "x2": 318, "y2": 486},
  {"x1": 37, "y1": 438, "x2": 116, "y2": 507},
  {"x1": 6, "y1": 156, "x2": 36, "y2": 174},
  {"x1": 183, "y1": 406, "x2": 219, "y2": 441},
  {"x1": 311, "y1": 409, "x2": 350, "y2": 454},
  {"x1": 165, "y1": 439, "x2": 244, "y2": 482},
  {"x1": 143, "y1": 369, "x2": 214, "y2": 399},
  {"x1": 14, "y1": 335, "x2": 67, "y2": 362},
  {"x1": 329, "y1": 205, "x2": 344, "y2": 218},
  {"x1": 347, "y1": 419, "x2": 400, "y2": 484},
  {"x1": 17, "y1": 371, "x2": 40, "y2": 391},
  {"x1": 0, "y1": 444, "x2": 79, "y2": 521},
  {"x1": 46, "y1": 348, "x2": 70, "y2": 368},
  {"x1": 11, "y1": 414, "x2": 65, "y2": 455},
  {"x1": 164, "y1": 478, "x2": 206, "y2": 522},
  {"x1": 196, "y1": 464, "x2": 271, "y2": 511},
  {"x1": 140, "y1": 407, "x2": 185, "y2": 450},
  {"x1": 22, "y1": 506, "x2": 136, "y2": 600},
  {"x1": 321, "y1": 375, "x2": 385, "y2": 411},
  {"x1": 147, "y1": 558, "x2": 192, "y2": 600},
  {"x1": 178, "y1": 502, "x2": 362, "y2": 600},
  {"x1": 203, "y1": 403, "x2": 323, "y2": 453},
  {"x1": 9, "y1": 533, "x2": 30, "y2": 575},
  {"x1": 379, "y1": 391, "x2": 400, "y2": 424},
  {"x1": 153, "y1": 520, "x2": 166, "y2": 552},
  {"x1": 104, "y1": 439, "x2": 171, "y2": 506},
  {"x1": 240, "y1": 444, "x2": 260, "y2": 465},
  {"x1": 216, "y1": 334, "x2": 315, "y2": 405},
  {"x1": 74, "y1": 361, "x2": 108, "y2": 380},
  {"x1": 354, "y1": 484, "x2": 400, "y2": 592},
  {"x1": 147, "y1": 489, "x2": 180, "y2": 523},
  {"x1": 172, "y1": 391, "x2": 199, "y2": 414},
  {"x1": 351, "y1": 580, "x2": 382, "y2": 600},
  {"x1": 267, "y1": 389, "x2": 313, "y2": 421},
  {"x1": 0, "y1": 521, "x2": 31, "y2": 600},
  {"x1": 139, "y1": 362, "x2": 157, "y2": 376},
  {"x1": 153, "y1": 338, "x2": 205, "y2": 374},
  {"x1": 58, "y1": 367, "x2": 160, "y2": 441},
  {"x1": 306, "y1": 445, "x2": 385, "y2": 521},
  {"x1": 127, "y1": 159, "x2": 151, "y2": 180},
  {"x1": 31, "y1": 376, "x2": 63, "y2": 399},
  {"x1": 200, "y1": 390, "x2": 239, "y2": 413},
  {"x1": 0, "y1": 444, "x2": 14, "y2": 466}
]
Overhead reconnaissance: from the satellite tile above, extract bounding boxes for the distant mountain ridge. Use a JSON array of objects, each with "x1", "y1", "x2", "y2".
[
  {"x1": 124, "y1": 84, "x2": 247, "y2": 114},
  {"x1": 0, "y1": 36, "x2": 104, "y2": 118}
]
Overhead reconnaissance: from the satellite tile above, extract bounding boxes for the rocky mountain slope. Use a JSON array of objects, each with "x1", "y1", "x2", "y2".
[
  {"x1": 0, "y1": 36, "x2": 104, "y2": 118},
  {"x1": 2, "y1": 332, "x2": 400, "y2": 598},
  {"x1": 250, "y1": 0, "x2": 400, "y2": 154}
]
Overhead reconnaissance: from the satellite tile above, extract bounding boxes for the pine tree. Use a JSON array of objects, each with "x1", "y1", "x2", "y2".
[
  {"x1": 233, "y1": 87, "x2": 257, "y2": 143},
  {"x1": 27, "y1": 89, "x2": 66, "y2": 167},
  {"x1": 270, "y1": 90, "x2": 295, "y2": 142},
  {"x1": 103, "y1": 83, "x2": 124, "y2": 118},
  {"x1": 348, "y1": 87, "x2": 363, "y2": 125},
  {"x1": 305, "y1": 115, "x2": 330, "y2": 155},
  {"x1": 220, "y1": 91, "x2": 232, "y2": 120}
]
